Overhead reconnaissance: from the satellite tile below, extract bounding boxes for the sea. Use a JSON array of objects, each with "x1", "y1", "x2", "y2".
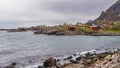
[{"x1": 0, "y1": 31, "x2": 120, "y2": 68}]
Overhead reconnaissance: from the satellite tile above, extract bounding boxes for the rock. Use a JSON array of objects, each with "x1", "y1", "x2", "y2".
[
  {"x1": 85, "y1": 52, "x2": 91, "y2": 57},
  {"x1": 64, "y1": 56, "x2": 72, "y2": 60},
  {"x1": 43, "y1": 57, "x2": 57, "y2": 67},
  {"x1": 34, "y1": 29, "x2": 47, "y2": 34},
  {"x1": 113, "y1": 64, "x2": 120, "y2": 68},
  {"x1": 108, "y1": 58, "x2": 112, "y2": 61},
  {"x1": 34, "y1": 27, "x2": 72, "y2": 35},
  {"x1": 4, "y1": 66, "x2": 14, "y2": 68},
  {"x1": 70, "y1": 59, "x2": 78, "y2": 64},
  {"x1": 76, "y1": 56, "x2": 81, "y2": 61},
  {"x1": 34, "y1": 31, "x2": 42, "y2": 34},
  {"x1": 46, "y1": 29, "x2": 68, "y2": 35},
  {"x1": 38, "y1": 66, "x2": 44, "y2": 68},
  {"x1": 82, "y1": 58, "x2": 93, "y2": 65},
  {"x1": 4, "y1": 63, "x2": 16, "y2": 68},
  {"x1": 97, "y1": 52, "x2": 109, "y2": 60},
  {"x1": 95, "y1": 0, "x2": 120, "y2": 21}
]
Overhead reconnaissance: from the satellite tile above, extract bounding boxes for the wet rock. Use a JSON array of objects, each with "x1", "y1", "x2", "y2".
[
  {"x1": 4, "y1": 63, "x2": 16, "y2": 68},
  {"x1": 34, "y1": 31, "x2": 42, "y2": 34},
  {"x1": 43, "y1": 57, "x2": 57, "y2": 67},
  {"x1": 64, "y1": 56, "x2": 72, "y2": 60},
  {"x1": 70, "y1": 59, "x2": 78, "y2": 64},
  {"x1": 85, "y1": 52, "x2": 91, "y2": 57},
  {"x1": 38, "y1": 66, "x2": 44, "y2": 68},
  {"x1": 76, "y1": 56, "x2": 81, "y2": 61}
]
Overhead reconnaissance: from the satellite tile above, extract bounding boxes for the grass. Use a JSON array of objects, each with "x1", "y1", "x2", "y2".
[{"x1": 55, "y1": 25, "x2": 120, "y2": 34}]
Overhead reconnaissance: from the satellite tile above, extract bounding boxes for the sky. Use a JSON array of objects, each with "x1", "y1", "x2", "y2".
[{"x1": 0, "y1": 0, "x2": 117, "y2": 28}]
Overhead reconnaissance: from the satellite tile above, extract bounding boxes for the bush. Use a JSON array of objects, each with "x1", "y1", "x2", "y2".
[{"x1": 115, "y1": 21, "x2": 120, "y2": 29}]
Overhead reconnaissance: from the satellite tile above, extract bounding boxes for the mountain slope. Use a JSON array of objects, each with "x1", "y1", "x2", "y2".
[{"x1": 95, "y1": 0, "x2": 120, "y2": 21}]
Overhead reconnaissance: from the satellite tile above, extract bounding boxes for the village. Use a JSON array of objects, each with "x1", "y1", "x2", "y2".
[{"x1": 5, "y1": 20, "x2": 120, "y2": 36}]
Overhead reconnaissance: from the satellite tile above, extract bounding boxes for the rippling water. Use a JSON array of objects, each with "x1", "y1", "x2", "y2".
[{"x1": 0, "y1": 31, "x2": 120, "y2": 67}]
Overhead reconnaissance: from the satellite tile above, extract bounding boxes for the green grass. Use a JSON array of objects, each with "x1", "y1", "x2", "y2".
[{"x1": 55, "y1": 25, "x2": 120, "y2": 34}]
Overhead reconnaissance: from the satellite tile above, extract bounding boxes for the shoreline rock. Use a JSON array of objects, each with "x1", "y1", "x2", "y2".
[
  {"x1": 2, "y1": 48, "x2": 120, "y2": 68},
  {"x1": 42, "y1": 49, "x2": 120, "y2": 68}
]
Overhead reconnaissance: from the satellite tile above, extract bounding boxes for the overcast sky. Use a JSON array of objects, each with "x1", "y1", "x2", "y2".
[{"x1": 0, "y1": 0, "x2": 117, "y2": 28}]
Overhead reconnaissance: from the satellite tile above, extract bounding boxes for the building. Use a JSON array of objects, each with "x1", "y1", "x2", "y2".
[
  {"x1": 91, "y1": 25, "x2": 101, "y2": 30},
  {"x1": 68, "y1": 26, "x2": 75, "y2": 31}
]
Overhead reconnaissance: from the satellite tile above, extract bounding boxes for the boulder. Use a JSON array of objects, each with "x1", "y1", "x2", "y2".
[
  {"x1": 43, "y1": 57, "x2": 57, "y2": 67},
  {"x1": 82, "y1": 58, "x2": 92, "y2": 65}
]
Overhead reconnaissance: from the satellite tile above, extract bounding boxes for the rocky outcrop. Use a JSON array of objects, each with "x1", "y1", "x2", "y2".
[
  {"x1": 42, "y1": 49, "x2": 120, "y2": 68},
  {"x1": 34, "y1": 27, "x2": 74, "y2": 35},
  {"x1": 34, "y1": 26, "x2": 120, "y2": 36},
  {"x1": 63, "y1": 51, "x2": 120, "y2": 68},
  {"x1": 95, "y1": 0, "x2": 120, "y2": 21}
]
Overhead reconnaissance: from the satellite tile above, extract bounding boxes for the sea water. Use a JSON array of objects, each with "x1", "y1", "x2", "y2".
[{"x1": 0, "y1": 31, "x2": 120, "y2": 67}]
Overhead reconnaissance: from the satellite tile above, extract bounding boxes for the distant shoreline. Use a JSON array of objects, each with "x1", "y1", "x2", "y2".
[{"x1": 1, "y1": 29, "x2": 120, "y2": 36}]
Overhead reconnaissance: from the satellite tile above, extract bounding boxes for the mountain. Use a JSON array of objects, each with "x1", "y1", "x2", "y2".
[
  {"x1": 87, "y1": 20, "x2": 94, "y2": 23},
  {"x1": 95, "y1": 0, "x2": 120, "y2": 21}
]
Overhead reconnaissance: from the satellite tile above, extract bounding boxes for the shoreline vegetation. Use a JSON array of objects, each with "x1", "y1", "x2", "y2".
[
  {"x1": 3, "y1": 48, "x2": 120, "y2": 68},
  {"x1": 1, "y1": 21, "x2": 120, "y2": 36}
]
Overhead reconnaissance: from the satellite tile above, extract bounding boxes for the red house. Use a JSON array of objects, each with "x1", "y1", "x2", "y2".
[
  {"x1": 92, "y1": 26, "x2": 101, "y2": 30},
  {"x1": 68, "y1": 26, "x2": 75, "y2": 31}
]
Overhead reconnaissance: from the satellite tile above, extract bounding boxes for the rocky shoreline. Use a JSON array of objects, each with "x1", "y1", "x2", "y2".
[
  {"x1": 3, "y1": 48, "x2": 120, "y2": 68},
  {"x1": 42, "y1": 48, "x2": 120, "y2": 68},
  {"x1": 34, "y1": 28, "x2": 120, "y2": 36},
  {"x1": 1, "y1": 27, "x2": 120, "y2": 36}
]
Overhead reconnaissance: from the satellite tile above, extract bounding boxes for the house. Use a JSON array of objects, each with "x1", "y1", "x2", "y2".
[
  {"x1": 76, "y1": 22, "x2": 83, "y2": 26},
  {"x1": 68, "y1": 26, "x2": 75, "y2": 31},
  {"x1": 91, "y1": 25, "x2": 101, "y2": 30}
]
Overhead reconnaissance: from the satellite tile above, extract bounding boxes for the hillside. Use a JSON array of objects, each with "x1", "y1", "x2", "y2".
[{"x1": 95, "y1": 0, "x2": 120, "y2": 21}]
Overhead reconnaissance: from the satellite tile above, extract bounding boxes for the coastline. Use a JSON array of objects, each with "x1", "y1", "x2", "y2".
[
  {"x1": 42, "y1": 48, "x2": 120, "y2": 68},
  {"x1": 3, "y1": 48, "x2": 120, "y2": 68},
  {"x1": 1, "y1": 26, "x2": 120, "y2": 36}
]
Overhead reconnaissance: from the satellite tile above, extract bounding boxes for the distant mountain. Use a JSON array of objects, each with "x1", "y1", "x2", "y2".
[
  {"x1": 95, "y1": 0, "x2": 120, "y2": 21},
  {"x1": 87, "y1": 20, "x2": 94, "y2": 23}
]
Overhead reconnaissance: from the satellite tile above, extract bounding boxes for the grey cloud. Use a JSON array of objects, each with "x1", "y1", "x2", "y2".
[
  {"x1": 43, "y1": 0, "x2": 116, "y2": 14},
  {"x1": 0, "y1": 0, "x2": 117, "y2": 28}
]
